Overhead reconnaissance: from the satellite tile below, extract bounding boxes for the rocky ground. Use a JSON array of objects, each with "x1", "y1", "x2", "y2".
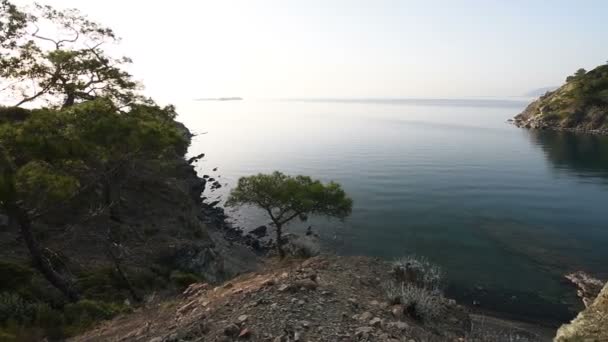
[
  {"x1": 555, "y1": 281, "x2": 608, "y2": 341},
  {"x1": 72, "y1": 256, "x2": 552, "y2": 342}
]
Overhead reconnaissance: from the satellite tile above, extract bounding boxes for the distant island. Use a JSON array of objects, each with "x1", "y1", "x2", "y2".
[
  {"x1": 195, "y1": 97, "x2": 243, "y2": 101},
  {"x1": 514, "y1": 62, "x2": 608, "y2": 134}
]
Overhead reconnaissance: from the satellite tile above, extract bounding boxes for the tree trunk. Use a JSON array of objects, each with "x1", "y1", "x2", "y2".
[
  {"x1": 106, "y1": 245, "x2": 142, "y2": 303},
  {"x1": 6, "y1": 202, "x2": 80, "y2": 302},
  {"x1": 62, "y1": 88, "x2": 75, "y2": 108},
  {"x1": 275, "y1": 224, "x2": 286, "y2": 259}
]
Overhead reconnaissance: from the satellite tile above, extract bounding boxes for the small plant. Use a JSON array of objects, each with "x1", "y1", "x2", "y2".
[
  {"x1": 399, "y1": 284, "x2": 446, "y2": 321},
  {"x1": 385, "y1": 255, "x2": 448, "y2": 322},
  {"x1": 284, "y1": 234, "x2": 321, "y2": 258},
  {"x1": 391, "y1": 255, "x2": 443, "y2": 291}
]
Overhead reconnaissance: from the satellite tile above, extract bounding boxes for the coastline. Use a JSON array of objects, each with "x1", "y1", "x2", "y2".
[{"x1": 510, "y1": 118, "x2": 608, "y2": 136}]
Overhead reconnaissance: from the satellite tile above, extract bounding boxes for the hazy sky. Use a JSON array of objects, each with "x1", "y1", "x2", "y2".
[{"x1": 12, "y1": 0, "x2": 608, "y2": 103}]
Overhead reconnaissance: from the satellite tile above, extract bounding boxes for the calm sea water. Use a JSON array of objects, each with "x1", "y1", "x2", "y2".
[{"x1": 178, "y1": 98, "x2": 608, "y2": 325}]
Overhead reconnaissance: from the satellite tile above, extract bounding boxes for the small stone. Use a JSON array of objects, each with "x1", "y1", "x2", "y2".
[
  {"x1": 355, "y1": 326, "x2": 373, "y2": 336},
  {"x1": 278, "y1": 284, "x2": 290, "y2": 292},
  {"x1": 300, "y1": 320, "x2": 311, "y2": 328},
  {"x1": 370, "y1": 300, "x2": 379, "y2": 306},
  {"x1": 359, "y1": 311, "x2": 373, "y2": 321},
  {"x1": 298, "y1": 299, "x2": 305, "y2": 306},
  {"x1": 238, "y1": 314, "x2": 248, "y2": 322},
  {"x1": 388, "y1": 321, "x2": 408, "y2": 331},
  {"x1": 294, "y1": 279, "x2": 318, "y2": 291},
  {"x1": 370, "y1": 317, "x2": 382, "y2": 327},
  {"x1": 262, "y1": 278, "x2": 276, "y2": 287},
  {"x1": 238, "y1": 328, "x2": 252, "y2": 339},
  {"x1": 224, "y1": 323, "x2": 240, "y2": 336}
]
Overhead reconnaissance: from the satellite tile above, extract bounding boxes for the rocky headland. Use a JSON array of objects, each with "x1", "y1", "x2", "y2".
[{"x1": 513, "y1": 63, "x2": 608, "y2": 135}]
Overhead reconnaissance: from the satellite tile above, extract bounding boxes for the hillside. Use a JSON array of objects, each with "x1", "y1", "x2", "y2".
[
  {"x1": 0, "y1": 105, "x2": 260, "y2": 340},
  {"x1": 514, "y1": 63, "x2": 608, "y2": 134}
]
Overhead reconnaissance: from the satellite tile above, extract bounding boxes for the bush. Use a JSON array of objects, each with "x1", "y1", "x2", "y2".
[
  {"x1": 385, "y1": 255, "x2": 448, "y2": 322},
  {"x1": 0, "y1": 261, "x2": 33, "y2": 292},
  {"x1": 391, "y1": 255, "x2": 443, "y2": 291},
  {"x1": 64, "y1": 300, "x2": 127, "y2": 331},
  {"x1": 0, "y1": 293, "x2": 34, "y2": 324},
  {"x1": 170, "y1": 271, "x2": 201, "y2": 289},
  {"x1": 398, "y1": 284, "x2": 446, "y2": 321},
  {"x1": 283, "y1": 234, "x2": 321, "y2": 258}
]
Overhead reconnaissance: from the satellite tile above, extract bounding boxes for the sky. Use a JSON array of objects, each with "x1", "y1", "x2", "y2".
[{"x1": 10, "y1": 0, "x2": 608, "y2": 103}]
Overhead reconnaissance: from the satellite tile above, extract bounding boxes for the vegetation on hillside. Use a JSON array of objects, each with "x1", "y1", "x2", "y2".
[
  {"x1": 515, "y1": 62, "x2": 608, "y2": 131},
  {"x1": 0, "y1": 1, "x2": 193, "y2": 339}
]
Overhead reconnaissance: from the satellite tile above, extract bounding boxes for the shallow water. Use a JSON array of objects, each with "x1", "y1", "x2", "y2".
[{"x1": 178, "y1": 98, "x2": 608, "y2": 324}]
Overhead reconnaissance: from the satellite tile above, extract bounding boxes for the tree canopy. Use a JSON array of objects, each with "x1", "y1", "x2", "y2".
[
  {"x1": 227, "y1": 171, "x2": 352, "y2": 257},
  {"x1": 0, "y1": 1, "x2": 142, "y2": 108}
]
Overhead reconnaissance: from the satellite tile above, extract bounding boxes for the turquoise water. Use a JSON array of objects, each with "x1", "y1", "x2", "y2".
[{"x1": 179, "y1": 98, "x2": 608, "y2": 324}]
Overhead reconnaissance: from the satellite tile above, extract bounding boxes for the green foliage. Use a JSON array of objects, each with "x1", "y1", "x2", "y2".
[
  {"x1": 0, "y1": 292, "x2": 32, "y2": 323},
  {"x1": 63, "y1": 299, "x2": 128, "y2": 334},
  {"x1": 0, "y1": 1, "x2": 141, "y2": 108},
  {"x1": 226, "y1": 171, "x2": 353, "y2": 225},
  {"x1": 0, "y1": 261, "x2": 33, "y2": 292},
  {"x1": 227, "y1": 171, "x2": 352, "y2": 257},
  {"x1": 0, "y1": 99, "x2": 188, "y2": 211},
  {"x1": 170, "y1": 270, "x2": 201, "y2": 289}
]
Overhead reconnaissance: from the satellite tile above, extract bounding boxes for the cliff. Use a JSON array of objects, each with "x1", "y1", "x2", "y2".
[
  {"x1": 555, "y1": 281, "x2": 608, "y2": 341},
  {"x1": 514, "y1": 63, "x2": 608, "y2": 134}
]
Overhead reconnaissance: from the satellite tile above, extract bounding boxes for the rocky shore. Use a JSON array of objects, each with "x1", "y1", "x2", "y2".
[{"x1": 511, "y1": 116, "x2": 608, "y2": 135}]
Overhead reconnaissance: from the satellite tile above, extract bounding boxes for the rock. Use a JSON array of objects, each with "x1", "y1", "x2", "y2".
[
  {"x1": 297, "y1": 299, "x2": 305, "y2": 306},
  {"x1": 369, "y1": 317, "x2": 382, "y2": 327},
  {"x1": 294, "y1": 279, "x2": 318, "y2": 291},
  {"x1": 359, "y1": 311, "x2": 373, "y2": 321},
  {"x1": 187, "y1": 153, "x2": 205, "y2": 164},
  {"x1": 278, "y1": 284, "x2": 290, "y2": 292},
  {"x1": 262, "y1": 278, "x2": 276, "y2": 287},
  {"x1": 354, "y1": 326, "x2": 373, "y2": 336},
  {"x1": 250, "y1": 225, "x2": 268, "y2": 238},
  {"x1": 565, "y1": 271, "x2": 604, "y2": 307},
  {"x1": 238, "y1": 328, "x2": 252, "y2": 339},
  {"x1": 390, "y1": 305, "x2": 403, "y2": 317},
  {"x1": 224, "y1": 323, "x2": 240, "y2": 336},
  {"x1": 556, "y1": 282, "x2": 608, "y2": 341},
  {"x1": 238, "y1": 314, "x2": 248, "y2": 322},
  {"x1": 388, "y1": 321, "x2": 408, "y2": 331},
  {"x1": 149, "y1": 338, "x2": 162, "y2": 342}
]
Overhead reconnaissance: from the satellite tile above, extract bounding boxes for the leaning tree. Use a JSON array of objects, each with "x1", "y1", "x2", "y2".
[
  {"x1": 0, "y1": 1, "x2": 142, "y2": 108},
  {"x1": 226, "y1": 171, "x2": 353, "y2": 258}
]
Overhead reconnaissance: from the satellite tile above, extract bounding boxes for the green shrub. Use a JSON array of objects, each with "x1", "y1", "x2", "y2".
[
  {"x1": 76, "y1": 267, "x2": 127, "y2": 301},
  {"x1": 170, "y1": 271, "x2": 201, "y2": 289},
  {"x1": 64, "y1": 300, "x2": 127, "y2": 330},
  {"x1": 0, "y1": 261, "x2": 33, "y2": 292},
  {"x1": 0, "y1": 293, "x2": 33, "y2": 324}
]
